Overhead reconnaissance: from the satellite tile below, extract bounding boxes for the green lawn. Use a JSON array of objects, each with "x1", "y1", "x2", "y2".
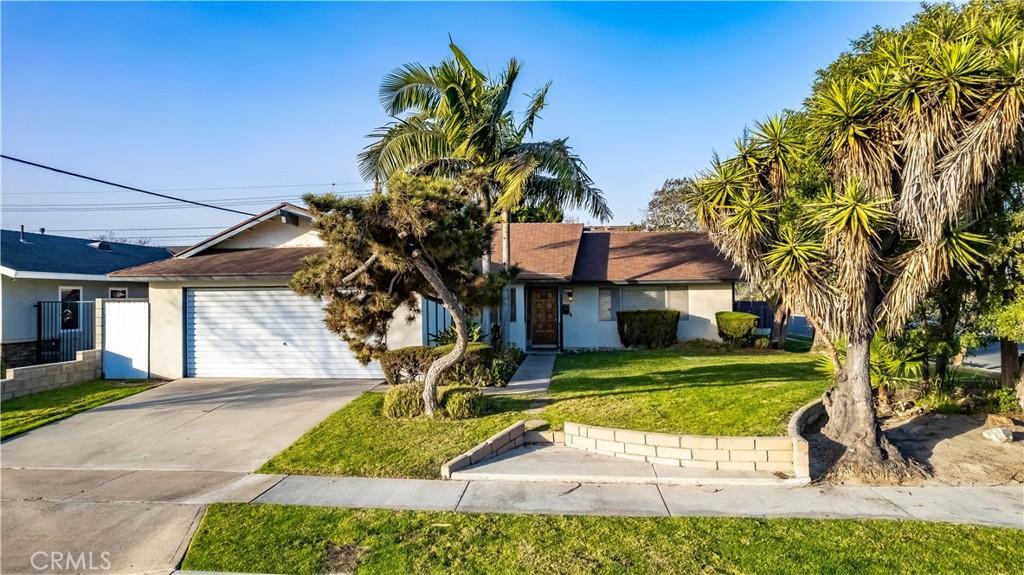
[
  {"x1": 1, "y1": 379, "x2": 155, "y2": 439},
  {"x1": 544, "y1": 349, "x2": 827, "y2": 436},
  {"x1": 184, "y1": 503, "x2": 1024, "y2": 575},
  {"x1": 260, "y1": 392, "x2": 537, "y2": 478},
  {"x1": 260, "y1": 349, "x2": 827, "y2": 478}
]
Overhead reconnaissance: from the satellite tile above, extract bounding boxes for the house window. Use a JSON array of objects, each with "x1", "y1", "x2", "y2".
[
  {"x1": 109, "y1": 288, "x2": 128, "y2": 299},
  {"x1": 667, "y1": 286, "x2": 689, "y2": 320},
  {"x1": 621, "y1": 286, "x2": 666, "y2": 311},
  {"x1": 598, "y1": 287, "x2": 620, "y2": 321},
  {"x1": 59, "y1": 286, "x2": 82, "y2": 330},
  {"x1": 509, "y1": 288, "x2": 517, "y2": 322}
]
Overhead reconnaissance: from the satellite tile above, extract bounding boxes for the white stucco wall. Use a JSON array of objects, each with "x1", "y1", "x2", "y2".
[
  {"x1": 504, "y1": 283, "x2": 528, "y2": 350},
  {"x1": 1, "y1": 277, "x2": 148, "y2": 343},
  {"x1": 560, "y1": 283, "x2": 733, "y2": 349},
  {"x1": 216, "y1": 218, "x2": 323, "y2": 249},
  {"x1": 147, "y1": 280, "x2": 423, "y2": 379}
]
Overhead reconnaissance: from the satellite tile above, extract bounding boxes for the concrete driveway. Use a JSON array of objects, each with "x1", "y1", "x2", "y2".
[
  {"x1": 2, "y1": 377, "x2": 378, "y2": 473},
  {"x1": 1, "y1": 377, "x2": 377, "y2": 574}
]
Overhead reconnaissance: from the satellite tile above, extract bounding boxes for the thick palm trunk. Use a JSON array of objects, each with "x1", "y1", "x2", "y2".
[
  {"x1": 823, "y1": 327, "x2": 921, "y2": 478},
  {"x1": 823, "y1": 330, "x2": 917, "y2": 481},
  {"x1": 411, "y1": 250, "x2": 469, "y2": 418}
]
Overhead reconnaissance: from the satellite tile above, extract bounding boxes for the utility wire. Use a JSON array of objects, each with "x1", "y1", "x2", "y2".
[
  {"x1": 1, "y1": 155, "x2": 256, "y2": 216},
  {"x1": 48, "y1": 226, "x2": 225, "y2": 232},
  {"x1": 3, "y1": 182, "x2": 369, "y2": 195}
]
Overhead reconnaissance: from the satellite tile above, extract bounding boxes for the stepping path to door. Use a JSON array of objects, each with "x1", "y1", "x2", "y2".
[{"x1": 484, "y1": 353, "x2": 556, "y2": 396}]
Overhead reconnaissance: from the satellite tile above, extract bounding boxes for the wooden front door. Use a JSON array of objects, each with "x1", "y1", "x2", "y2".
[{"x1": 530, "y1": 288, "x2": 559, "y2": 346}]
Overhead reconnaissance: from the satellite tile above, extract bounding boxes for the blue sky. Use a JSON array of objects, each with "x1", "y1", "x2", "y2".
[{"x1": 2, "y1": 2, "x2": 920, "y2": 244}]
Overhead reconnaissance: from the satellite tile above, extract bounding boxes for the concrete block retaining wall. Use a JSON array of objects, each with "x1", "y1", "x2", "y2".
[
  {"x1": 0, "y1": 349, "x2": 102, "y2": 401},
  {"x1": 442, "y1": 420, "x2": 526, "y2": 478},
  {"x1": 563, "y1": 422, "x2": 808, "y2": 478}
]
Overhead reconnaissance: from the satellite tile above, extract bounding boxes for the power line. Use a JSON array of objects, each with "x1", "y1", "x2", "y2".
[
  {"x1": 3, "y1": 190, "x2": 370, "y2": 209},
  {"x1": 3, "y1": 182, "x2": 370, "y2": 195},
  {"x1": 48, "y1": 226, "x2": 225, "y2": 232},
  {"x1": 0, "y1": 155, "x2": 256, "y2": 216}
]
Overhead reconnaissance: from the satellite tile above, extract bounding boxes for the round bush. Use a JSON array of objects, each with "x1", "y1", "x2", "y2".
[
  {"x1": 715, "y1": 311, "x2": 758, "y2": 345},
  {"x1": 382, "y1": 383, "x2": 424, "y2": 418},
  {"x1": 440, "y1": 386, "x2": 484, "y2": 419}
]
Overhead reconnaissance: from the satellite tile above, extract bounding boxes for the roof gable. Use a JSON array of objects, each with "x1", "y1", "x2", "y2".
[
  {"x1": 175, "y1": 203, "x2": 313, "y2": 258},
  {"x1": 491, "y1": 223, "x2": 584, "y2": 281},
  {"x1": 1, "y1": 230, "x2": 172, "y2": 276}
]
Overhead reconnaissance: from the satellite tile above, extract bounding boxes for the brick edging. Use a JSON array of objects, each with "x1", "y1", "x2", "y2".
[
  {"x1": 786, "y1": 398, "x2": 825, "y2": 478},
  {"x1": 441, "y1": 420, "x2": 526, "y2": 478}
]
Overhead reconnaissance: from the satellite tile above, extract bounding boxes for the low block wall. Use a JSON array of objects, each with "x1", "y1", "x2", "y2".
[
  {"x1": 441, "y1": 420, "x2": 526, "y2": 478},
  {"x1": 564, "y1": 421, "x2": 807, "y2": 477},
  {"x1": 1, "y1": 349, "x2": 102, "y2": 401}
]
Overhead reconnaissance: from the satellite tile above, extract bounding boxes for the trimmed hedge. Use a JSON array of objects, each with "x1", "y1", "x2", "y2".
[
  {"x1": 379, "y1": 343, "x2": 494, "y2": 386},
  {"x1": 715, "y1": 311, "x2": 758, "y2": 345},
  {"x1": 616, "y1": 310, "x2": 680, "y2": 348},
  {"x1": 382, "y1": 383, "x2": 485, "y2": 420}
]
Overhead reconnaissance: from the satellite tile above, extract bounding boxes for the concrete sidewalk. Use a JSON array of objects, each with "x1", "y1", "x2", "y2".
[
  {"x1": 484, "y1": 353, "x2": 555, "y2": 396},
  {"x1": 7, "y1": 468, "x2": 1018, "y2": 529}
]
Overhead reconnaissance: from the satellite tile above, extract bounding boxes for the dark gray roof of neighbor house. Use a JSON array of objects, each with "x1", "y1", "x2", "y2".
[{"x1": 1, "y1": 229, "x2": 173, "y2": 275}]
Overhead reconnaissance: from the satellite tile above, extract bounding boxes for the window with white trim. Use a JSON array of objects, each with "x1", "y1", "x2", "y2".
[
  {"x1": 59, "y1": 286, "x2": 82, "y2": 330},
  {"x1": 598, "y1": 287, "x2": 620, "y2": 321},
  {"x1": 108, "y1": 288, "x2": 128, "y2": 299},
  {"x1": 667, "y1": 286, "x2": 689, "y2": 320}
]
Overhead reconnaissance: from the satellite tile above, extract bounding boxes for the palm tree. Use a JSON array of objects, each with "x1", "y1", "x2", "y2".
[
  {"x1": 688, "y1": 3, "x2": 1024, "y2": 480},
  {"x1": 359, "y1": 41, "x2": 611, "y2": 274}
]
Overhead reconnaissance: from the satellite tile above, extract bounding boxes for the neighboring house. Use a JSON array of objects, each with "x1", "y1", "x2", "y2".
[
  {"x1": 112, "y1": 203, "x2": 739, "y2": 380},
  {"x1": 1, "y1": 229, "x2": 171, "y2": 367}
]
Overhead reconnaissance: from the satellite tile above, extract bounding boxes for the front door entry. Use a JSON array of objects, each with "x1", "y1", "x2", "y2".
[{"x1": 530, "y1": 288, "x2": 559, "y2": 346}]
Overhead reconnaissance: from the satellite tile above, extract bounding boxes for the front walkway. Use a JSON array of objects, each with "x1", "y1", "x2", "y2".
[{"x1": 484, "y1": 352, "x2": 555, "y2": 396}]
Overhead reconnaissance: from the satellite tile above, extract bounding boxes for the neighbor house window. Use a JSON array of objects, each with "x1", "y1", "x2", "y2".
[
  {"x1": 509, "y1": 288, "x2": 517, "y2": 322},
  {"x1": 598, "y1": 287, "x2": 620, "y2": 321},
  {"x1": 667, "y1": 286, "x2": 689, "y2": 320},
  {"x1": 109, "y1": 288, "x2": 128, "y2": 299},
  {"x1": 59, "y1": 286, "x2": 82, "y2": 330},
  {"x1": 621, "y1": 286, "x2": 666, "y2": 311}
]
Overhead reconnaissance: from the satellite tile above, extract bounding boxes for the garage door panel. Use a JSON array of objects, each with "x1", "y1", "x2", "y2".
[{"x1": 185, "y1": 288, "x2": 383, "y2": 379}]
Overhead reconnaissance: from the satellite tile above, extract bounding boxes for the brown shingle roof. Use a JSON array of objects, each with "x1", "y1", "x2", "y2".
[
  {"x1": 110, "y1": 247, "x2": 322, "y2": 279},
  {"x1": 111, "y1": 224, "x2": 738, "y2": 283},
  {"x1": 490, "y1": 223, "x2": 583, "y2": 281},
  {"x1": 572, "y1": 231, "x2": 740, "y2": 282}
]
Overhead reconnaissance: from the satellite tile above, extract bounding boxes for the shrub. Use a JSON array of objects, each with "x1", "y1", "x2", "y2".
[
  {"x1": 616, "y1": 310, "x2": 680, "y2": 348},
  {"x1": 430, "y1": 322, "x2": 483, "y2": 346},
  {"x1": 715, "y1": 311, "x2": 758, "y2": 345},
  {"x1": 382, "y1": 383, "x2": 424, "y2": 418},
  {"x1": 754, "y1": 337, "x2": 771, "y2": 349},
  {"x1": 440, "y1": 386, "x2": 485, "y2": 419},
  {"x1": 380, "y1": 343, "x2": 494, "y2": 386}
]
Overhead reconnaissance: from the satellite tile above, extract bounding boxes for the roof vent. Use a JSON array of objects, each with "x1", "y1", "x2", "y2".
[{"x1": 88, "y1": 241, "x2": 113, "y2": 252}]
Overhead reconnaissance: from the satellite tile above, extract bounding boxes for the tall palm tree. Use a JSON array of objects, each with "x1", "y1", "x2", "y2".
[
  {"x1": 688, "y1": 2, "x2": 1023, "y2": 480},
  {"x1": 359, "y1": 41, "x2": 611, "y2": 274}
]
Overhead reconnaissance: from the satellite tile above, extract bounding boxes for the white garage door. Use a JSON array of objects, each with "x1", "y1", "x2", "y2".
[{"x1": 185, "y1": 288, "x2": 383, "y2": 379}]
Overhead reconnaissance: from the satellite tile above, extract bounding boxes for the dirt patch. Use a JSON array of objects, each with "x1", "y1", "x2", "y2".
[
  {"x1": 810, "y1": 413, "x2": 1024, "y2": 486},
  {"x1": 324, "y1": 543, "x2": 366, "y2": 575}
]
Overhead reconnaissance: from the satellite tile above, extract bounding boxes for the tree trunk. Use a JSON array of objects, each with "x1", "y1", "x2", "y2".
[
  {"x1": 1000, "y1": 338, "x2": 1021, "y2": 389},
  {"x1": 1017, "y1": 356, "x2": 1024, "y2": 411},
  {"x1": 822, "y1": 330, "x2": 918, "y2": 481},
  {"x1": 501, "y1": 208, "x2": 512, "y2": 269},
  {"x1": 479, "y1": 194, "x2": 492, "y2": 334},
  {"x1": 768, "y1": 296, "x2": 789, "y2": 349},
  {"x1": 411, "y1": 250, "x2": 469, "y2": 418}
]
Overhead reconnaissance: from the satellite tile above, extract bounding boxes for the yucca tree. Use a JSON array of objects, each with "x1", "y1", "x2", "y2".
[
  {"x1": 359, "y1": 41, "x2": 611, "y2": 273},
  {"x1": 688, "y1": 1, "x2": 1024, "y2": 479}
]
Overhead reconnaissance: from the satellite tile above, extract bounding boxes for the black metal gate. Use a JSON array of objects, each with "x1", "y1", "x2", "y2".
[{"x1": 36, "y1": 300, "x2": 95, "y2": 364}]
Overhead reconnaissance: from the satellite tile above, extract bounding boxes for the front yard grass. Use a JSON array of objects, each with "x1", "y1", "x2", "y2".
[
  {"x1": 1, "y1": 379, "x2": 155, "y2": 439},
  {"x1": 260, "y1": 392, "x2": 537, "y2": 478},
  {"x1": 544, "y1": 349, "x2": 827, "y2": 436},
  {"x1": 183, "y1": 503, "x2": 1024, "y2": 575}
]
